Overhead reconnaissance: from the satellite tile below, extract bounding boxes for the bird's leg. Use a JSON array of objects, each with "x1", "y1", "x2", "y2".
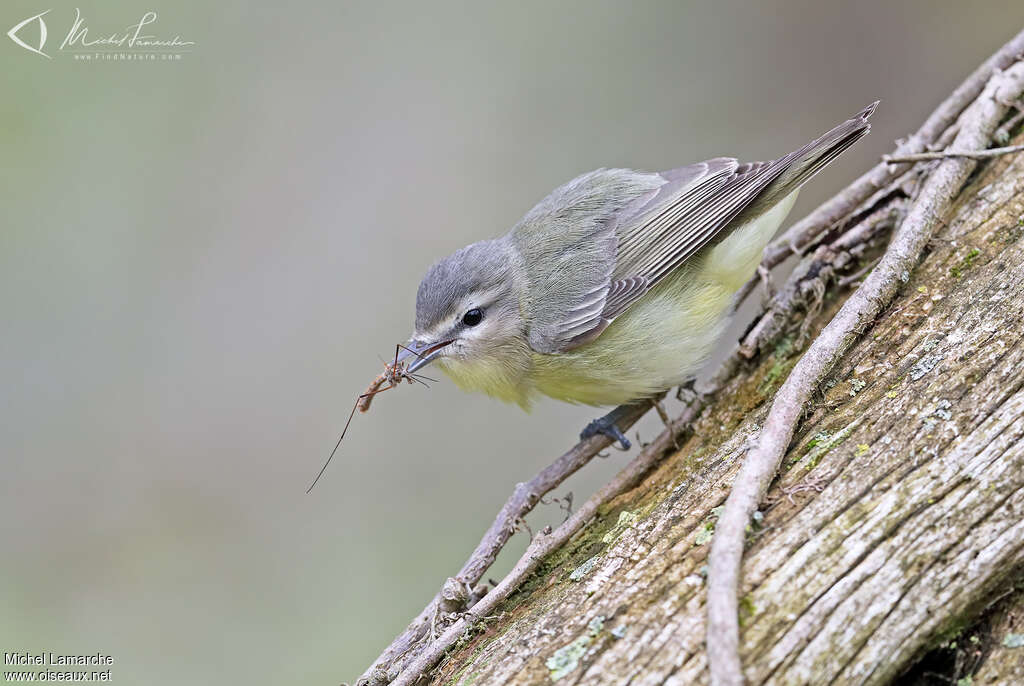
[{"x1": 580, "y1": 404, "x2": 638, "y2": 450}]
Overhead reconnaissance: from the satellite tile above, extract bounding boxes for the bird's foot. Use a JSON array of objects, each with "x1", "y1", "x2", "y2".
[{"x1": 580, "y1": 407, "x2": 632, "y2": 450}]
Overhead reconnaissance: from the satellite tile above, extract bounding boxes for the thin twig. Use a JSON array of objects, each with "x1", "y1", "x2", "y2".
[
  {"x1": 732, "y1": 27, "x2": 1024, "y2": 307},
  {"x1": 883, "y1": 143, "x2": 1024, "y2": 163},
  {"x1": 738, "y1": 201, "x2": 904, "y2": 359},
  {"x1": 837, "y1": 256, "x2": 881, "y2": 288},
  {"x1": 706, "y1": 60, "x2": 1024, "y2": 686}
]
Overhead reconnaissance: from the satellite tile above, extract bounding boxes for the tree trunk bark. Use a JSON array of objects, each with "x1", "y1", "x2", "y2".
[{"x1": 423, "y1": 141, "x2": 1024, "y2": 685}]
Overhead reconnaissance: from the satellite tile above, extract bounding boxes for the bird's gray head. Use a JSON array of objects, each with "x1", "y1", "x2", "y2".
[{"x1": 401, "y1": 239, "x2": 528, "y2": 374}]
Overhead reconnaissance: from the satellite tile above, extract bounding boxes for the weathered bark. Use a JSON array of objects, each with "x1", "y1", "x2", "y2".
[{"x1": 423, "y1": 142, "x2": 1024, "y2": 684}]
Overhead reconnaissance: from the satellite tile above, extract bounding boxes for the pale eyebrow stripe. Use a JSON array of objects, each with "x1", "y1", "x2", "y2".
[
  {"x1": 419, "y1": 286, "x2": 506, "y2": 339},
  {"x1": 452, "y1": 286, "x2": 505, "y2": 319}
]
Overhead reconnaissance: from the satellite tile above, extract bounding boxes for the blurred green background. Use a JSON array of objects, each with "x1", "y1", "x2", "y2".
[{"x1": 3, "y1": 1, "x2": 1023, "y2": 683}]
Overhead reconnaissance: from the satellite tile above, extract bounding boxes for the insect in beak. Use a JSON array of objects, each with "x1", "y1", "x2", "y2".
[
  {"x1": 307, "y1": 341, "x2": 442, "y2": 493},
  {"x1": 397, "y1": 339, "x2": 453, "y2": 372}
]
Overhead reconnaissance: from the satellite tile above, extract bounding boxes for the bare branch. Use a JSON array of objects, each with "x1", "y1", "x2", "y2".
[
  {"x1": 706, "y1": 60, "x2": 1024, "y2": 686},
  {"x1": 883, "y1": 143, "x2": 1024, "y2": 163}
]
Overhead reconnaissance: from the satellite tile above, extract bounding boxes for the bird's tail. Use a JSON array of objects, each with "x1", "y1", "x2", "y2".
[{"x1": 761, "y1": 102, "x2": 877, "y2": 207}]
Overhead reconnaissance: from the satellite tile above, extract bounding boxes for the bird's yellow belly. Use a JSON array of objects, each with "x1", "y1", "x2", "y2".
[{"x1": 529, "y1": 265, "x2": 732, "y2": 406}]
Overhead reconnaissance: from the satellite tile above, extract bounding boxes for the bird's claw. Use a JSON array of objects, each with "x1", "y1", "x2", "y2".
[{"x1": 580, "y1": 416, "x2": 632, "y2": 450}]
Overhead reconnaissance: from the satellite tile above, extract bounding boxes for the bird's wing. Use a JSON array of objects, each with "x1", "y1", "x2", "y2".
[
  {"x1": 517, "y1": 103, "x2": 876, "y2": 353},
  {"x1": 509, "y1": 168, "x2": 664, "y2": 354},
  {"x1": 516, "y1": 158, "x2": 779, "y2": 351},
  {"x1": 600, "y1": 156, "x2": 787, "y2": 319}
]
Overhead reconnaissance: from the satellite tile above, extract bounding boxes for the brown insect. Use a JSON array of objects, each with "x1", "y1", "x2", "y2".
[
  {"x1": 355, "y1": 358, "x2": 415, "y2": 413},
  {"x1": 306, "y1": 343, "x2": 434, "y2": 493}
]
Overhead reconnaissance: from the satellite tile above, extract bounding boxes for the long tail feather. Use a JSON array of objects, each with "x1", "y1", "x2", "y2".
[{"x1": 764, "y1": 102, "x2": 877, "y2": 205}]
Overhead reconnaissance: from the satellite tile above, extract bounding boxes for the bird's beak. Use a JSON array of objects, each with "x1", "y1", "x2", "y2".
[{"x1": 397, "y1": 338, "x2": 453, "y2": 373}]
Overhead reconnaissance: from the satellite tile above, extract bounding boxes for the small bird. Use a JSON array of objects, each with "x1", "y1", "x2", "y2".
[{"x1": 398, "y1": 104, "x2": 875, "y2": 448}]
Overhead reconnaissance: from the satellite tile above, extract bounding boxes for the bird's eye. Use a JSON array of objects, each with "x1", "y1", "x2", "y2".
[{"x1": 462, "y1": 308, "x2": 483, "y2": 327}]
